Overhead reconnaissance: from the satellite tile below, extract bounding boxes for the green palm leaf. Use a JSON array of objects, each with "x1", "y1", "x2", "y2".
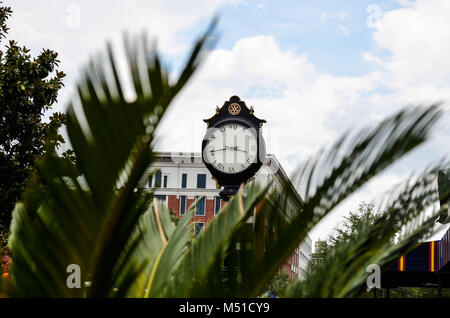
[
  {"x1": 161, "y1": 183, "x2": 269, "y2": 297},
  {"x1": 7, "y1": 21, "x2": 217, "y2": 297},
  {"x1": 286, "y1": 163, "x2": 448, "y2": 297},
  {"x1": 113, "y1": 199, "x2": 194, "y2": 298}
]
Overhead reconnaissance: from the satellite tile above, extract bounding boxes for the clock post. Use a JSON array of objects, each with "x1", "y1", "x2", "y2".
[{"x1": 202, "y1": 95, "x2": 266, "y2": 201}]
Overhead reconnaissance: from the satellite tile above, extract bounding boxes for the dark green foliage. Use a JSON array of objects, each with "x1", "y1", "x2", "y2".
[
  {"x1": 169, "y1": 208, "x2": 180, "y2": 225},
  {"x1": 312, "y1": 202, "x2": 378, "y2": 264},
  {"x1": 330, "y1": 202, "x2": 377, "y2": 244},
  {"x1": 0, "y1": 3, "x2": 67, "y2": 228},
  {"x1": 389, "y1": 287, "x2": 450, "y2": 298},
  {"x1": 266, "y1": 270, "x2": 291, "y2": 296}
]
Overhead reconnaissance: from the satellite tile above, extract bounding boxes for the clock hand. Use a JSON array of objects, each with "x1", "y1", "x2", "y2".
[
  {"x1": 213, "y1": 146, "x2": 248, "y2": 152},
  {"x1": 230, "y1": 146, "x2": 247, "y2": 153},
  {"x1": 217, "y1": 146, "x2": 236, "y2": 151},
  {"x1": 214, "y1": 147, "x2": 235, "y2": 151}
]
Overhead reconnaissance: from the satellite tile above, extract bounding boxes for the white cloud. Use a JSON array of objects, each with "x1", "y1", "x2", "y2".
[
  {"x1": 320, "y1": 11, "x2": 349, "y2": 24},
  {"x1": 5, "y1": 0, "x2": 237, "y2": 114},
  {"x1": 397, "y1": 0, "x2": 414, "y2": 6},
  {"x1": 256, "y1": 3, "x2": 266, "y2": 10},
  {"x1": 320, "y1": 12, "x2": 330, "y2": 23},
  {"x1": 156, "y1": 35, "x2": 377, "y2": 176},
  {"x1": 373, "y1": 0, "x2": 450, "y2": 99},
  {"x1": 338, "y1": 25, "x2": 350, "y2": 37},
  {"x1": 8, "y1": 0, "x2": 231, "y2": 56},
  {"x1": 338, "y1": 12, "x2": 349, "y2": 20},
  {"x1": 363, "y1": 52, "x2": 384, "y2": 65},
  {"x1": 320, "y1": 11, "x2": 350, "y2": 37}
]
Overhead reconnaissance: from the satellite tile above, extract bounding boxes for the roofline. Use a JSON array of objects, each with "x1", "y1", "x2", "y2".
[{"x1": 152, "y1": 151, "x2": 289, "y2": 178}]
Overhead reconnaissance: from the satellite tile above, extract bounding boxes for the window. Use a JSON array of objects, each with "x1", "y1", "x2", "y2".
[
  {"x1": 163, "y1": 175, "x2": 168, "y2": 188},
  {"x1": 154, "y1": 170, "x2": 162, "y2": 188},
  {"x1": 195, "y1": 196, "x2": 205, "y2": 216},
  {"x1": 214, "y1": 196, "x2": 221, "y2": 215},
  {"x1": 148, "y1": 175, "x2": 153, "y2": 188},
  {"x1": 179, "y1": 196, "x2": 186, "y2": 215},
  {"x1": 181, "y1": 173, "x2": 187, "y2": 188},
  {"x1": 155, "y1": 195, "x2": 166, "y2": 203},
  {"x1": 194, "y1": 222, "x2": 205, "y2": 235},
  {"x1": 197, "y1": 174, "x2": 206, "y2": 188}
]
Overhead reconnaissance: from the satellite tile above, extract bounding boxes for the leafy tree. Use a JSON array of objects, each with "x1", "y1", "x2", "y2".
[
  {"x1": 312, "y1": 202, "x2": 378, "y2": 264},
  {"x1": 330, "y1": 202, "x2": 377, "y2": 244},
  {"x1": 0, "y1": 17, "x2": 447, "y2": 298},
  {"x1": 0, "y1": 3, "x2": 66, "y2": 229},
  {"x1": 310, "y1": 240, "x2": 330, "y2": 267},
  {"x1": 387, "y1": 287, "x2": 450, "y2": 298},
  {"x1": 265, "y1": 270, "x2": 291, "y2": 296}
]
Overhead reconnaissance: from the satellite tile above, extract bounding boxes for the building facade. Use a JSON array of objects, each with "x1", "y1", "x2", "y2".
[{"x1": 140, "y1": 152, "x2": 312, "y2": 279}]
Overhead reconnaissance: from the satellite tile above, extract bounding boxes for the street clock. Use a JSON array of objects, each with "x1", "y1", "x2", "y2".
[{"x1": 202, "y1": 95, "x2": 266, "y2": 200}]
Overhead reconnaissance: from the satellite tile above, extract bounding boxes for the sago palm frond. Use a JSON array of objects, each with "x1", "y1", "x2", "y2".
[
  {"x1": 114, "y1": 198, "x2": 195, "y2": 298},
  {"x1": 7, "y1": 21, "x2": 217, "y2": 297},
  {"x1": 285, "y1": 163, "x2": 449, "y2": 297},
  {"x1": 158, "y1": 183, "x2": 269, "y2": 297}
]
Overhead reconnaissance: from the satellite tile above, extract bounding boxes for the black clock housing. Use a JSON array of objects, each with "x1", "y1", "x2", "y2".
[{"x1": 202, "y1": 95, "x2": 266, "y2": 200}]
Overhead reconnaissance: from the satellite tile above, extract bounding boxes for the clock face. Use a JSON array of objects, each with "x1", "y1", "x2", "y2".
[{"x1": 205, "y1": 122, "x2": 258, "y2": 174}]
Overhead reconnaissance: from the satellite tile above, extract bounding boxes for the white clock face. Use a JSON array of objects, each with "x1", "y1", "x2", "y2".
[{"x1": 205, "y1": 122, "x2": 258, "y2": 174}]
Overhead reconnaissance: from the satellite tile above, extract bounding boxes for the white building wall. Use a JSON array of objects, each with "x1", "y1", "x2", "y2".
[{"x1": 298, "y1": 236, "x2": 312, "y2": 280}]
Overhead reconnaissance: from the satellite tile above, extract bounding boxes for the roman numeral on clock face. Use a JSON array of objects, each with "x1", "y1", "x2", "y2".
[{"x1": 206, "y1": 122, "x2": 258, "y2": 174}]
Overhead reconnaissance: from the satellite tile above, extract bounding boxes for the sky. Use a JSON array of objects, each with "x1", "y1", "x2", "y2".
[{"x1": 4, "y1": 0, "x2": 450, "y2": 244}]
